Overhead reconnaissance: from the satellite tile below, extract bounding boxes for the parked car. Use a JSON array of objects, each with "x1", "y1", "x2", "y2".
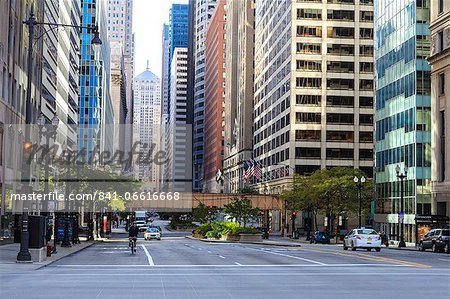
[
  {"x1": 310, "y1": 231, "x2": 330, "y2": 244},
  {"x1": 343, "y1": 228, "x2": 381, "y2": 252},
  {"x1": 144, "y1": 227, "x2": 161, "y2": 240},
  {"x1": 419, "y1": 229, "x2": 450, "y2": 253}
]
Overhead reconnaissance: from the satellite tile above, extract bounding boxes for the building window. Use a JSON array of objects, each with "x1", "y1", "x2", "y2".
[
  {"x1": 359, "y1": 131, "x2": 373, "y2": 143},
  {"x1": 360, "y1": 11, "x2": 373, "y2": 22},
  {"x1": 296, "y1": 147, "x2": 321, "y2": 159},
  {"x1": 438, "y1": 0, "x2": 444, "y2": 14},
  {"x1": 360, "y1": 114, "x2": 373, "y2": 125},
  {"x1": 326, "y1": 96, "x2": 354, "y2": 107},
  {"x1": 327, "y1": 10, "x2": 354, "y2": 21},
  {"x1": 327, "y1": 113, "x2": 354, "y2": 124},
  {"x1": 297, "y1": 77, "x2": 322, "y2": 88},
  {"x1": 296, "y1": 130, "x2": 321, "y2": 141},
  {"x1": 326, "y1": 148, "x2": 354, "y2": 160},
  {"x1": 296, "y1": 95, "x2": 321, "y2": 106},
  {"x1": 296, "y1": 112, "x2": 321, "y2": 124},
  {"x1": 327, "y1": 27, "x2": 354, "y2": 38},
  {"x1": 328, "y1": 44, "x2": 354, "y2": 55},
  {"x1": 326, "y1": 131, "x2": 354, "y2": 142},
  {"x1": 297, "y1": 26, "x2": 322, "y2": 37},
  {"x1": 359, "y1": 149, "x2": 373, "y2": 160},
  {"x1": 327, "y1": 78, "x2": 354, "y2": 90},
  {"x1": 438, "y1": 31, "x2": 444, "y2": 52},
  {"x1": 297, "y1": 43, "x2": 321, "y2": 54},
  {"x1": 327, "y1": 61, "x2": 354, "y2": 73},
  {"x1": 297, "y1": 60, "x2": 322, "y2": 71},
  {"x1": 360, "y1": 97, "x2": 374, "y2": 107},
  {"x1": 439, "y1": 73, "x2": 445, "y2": 95},
  {"x1": 298, "y1": 9, "x2": 322, "y2": 20}
]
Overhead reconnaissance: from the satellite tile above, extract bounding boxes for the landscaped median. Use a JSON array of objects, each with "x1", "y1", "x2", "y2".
[{"x1": 188, "y1": 222, "x2": 301, "y2": 247}]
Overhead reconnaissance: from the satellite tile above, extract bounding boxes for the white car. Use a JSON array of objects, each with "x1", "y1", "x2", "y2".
[
  {"x1": 343, "y1": 228, "x2": 381, "y2": 252},
  {"x1": 144, "y1": 227, "x2": 161, "y2": 240}
]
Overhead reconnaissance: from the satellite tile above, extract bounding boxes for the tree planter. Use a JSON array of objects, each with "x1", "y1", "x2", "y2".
[{"x1": 239, "y1": 234, "x2": 262, "y2": 242}]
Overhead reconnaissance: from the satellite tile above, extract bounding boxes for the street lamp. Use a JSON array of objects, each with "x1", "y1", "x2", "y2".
[
  {"x1": 396, "y1": 165, "x2": 408, "y2": 248},
  {"x1": 353, "y1": 176, "x2": 366, "y2": 228},
  {"x1": 17, "y1": 8, "x2": 102, "y2": 262},
  {"x1": 38, "y1": 113, "x2": 59, "y2": 253}
]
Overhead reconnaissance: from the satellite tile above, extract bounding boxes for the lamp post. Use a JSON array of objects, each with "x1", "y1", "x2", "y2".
[
  {"x1": 353, "y1": 176, "x2": 366, "y2": 228},
  {"x1": 37, "y1": 113, "x2": 59, "y2": 253},
  {"x1": 396, "y1": 165, "x2": 408, "y2": 248},
  {"x1": 18, "y1": 8, "x2": 102, "y2": 262}
]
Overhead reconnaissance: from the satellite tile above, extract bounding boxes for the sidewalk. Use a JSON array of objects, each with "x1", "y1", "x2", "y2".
[{"x1": 0, "y1": 240, "x2": 94, "y2": 272}]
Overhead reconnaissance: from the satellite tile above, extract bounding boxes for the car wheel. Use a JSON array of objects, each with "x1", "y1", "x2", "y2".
[
  {"x1": 158, "y1": 238, "x2": 161, "y2": 241},
  {"x1": 351, "y1": 242, "x2": 356, "y2": 251},
  {"x1": 343, "y1": 244, "x2": 348, "y2": 250},
  {"x1": 375, "y1": 248, "x2": 381, "y2": 252},
  {"x1": 367, "y1": 248, "x2": 371, "y2": 252},
  {"x1": 432, "y1": 242, "x2": 438, "y2": 253},
  {"x1": 419, "y1": 242, "x2": 425, "y2": 251}
]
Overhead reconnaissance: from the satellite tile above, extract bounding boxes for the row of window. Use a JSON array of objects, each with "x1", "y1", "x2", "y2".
[
  {"x1": 296, "y1": 95, "x2": 373, "y2": 108},
  {"x1": 297, "y1": 26, "x2": 373, "y2": 39},
  {"x1": 296, "y1": 61, "x2": 374, "y2": 73},
  {"x1": 296, "y1": 78, "x2": 374, "y2": 90},
  {"x1": 295, "y1": 147, "x2": 373, "y2": 160},
  {"x1": 295, "y1": 112, "x2": 373, "y2": 125},
  {"x1": 297, "y1": 9, "x2": 373, "y2": 22},
  {"x1": 296, "y1": 130, "x2": 373, "y2": 143}
]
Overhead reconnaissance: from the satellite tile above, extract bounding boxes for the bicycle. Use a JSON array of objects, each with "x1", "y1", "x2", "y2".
[{"x1": 129, "y1": 237, "x2": 137, "y2": 254}]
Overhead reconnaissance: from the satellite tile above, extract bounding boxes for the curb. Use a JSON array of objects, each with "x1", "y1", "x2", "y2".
[
  {"x1": 186, "y1": 236, "x2": 301, "y2": 247},
  {"x1": 35, "y1": 242, "x2": 96, "y2": 270}
]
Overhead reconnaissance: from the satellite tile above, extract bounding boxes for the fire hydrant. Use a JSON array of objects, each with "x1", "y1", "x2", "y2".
[{"x1": 47, "y1": 243, "x2": 52, "y2": 257}]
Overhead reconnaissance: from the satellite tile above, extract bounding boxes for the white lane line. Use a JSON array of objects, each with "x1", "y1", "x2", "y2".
[
  {"x1": 219, "y1": 255, "x2": 226, "y2": 259},
  {"x1": 235, "y1": 262, "x2": 242, "y2": 266},
  {"x1": 250, "y1": 248, "x2": 326, "y2": 265},
  {"x1": 438, "y1": 259, "x2": 450, "y2": 262},
  {"x1": 207, "y1": 251, "x2": 212, "y2": 253},
  {"x1": 141, "y1": 245, "x2": 155, "y2": 266}
]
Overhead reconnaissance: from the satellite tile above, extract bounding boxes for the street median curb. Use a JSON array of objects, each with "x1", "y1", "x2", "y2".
[
  {"x1": 186, "y1": 236, "x2": 301, "y2": 247},
  {"x1": 35, "y1": 241, "x2": 96, "y2": 270}
]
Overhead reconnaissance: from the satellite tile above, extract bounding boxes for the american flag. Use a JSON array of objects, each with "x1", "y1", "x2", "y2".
[
  {"x1": 252, "y1": 160, "x2": 262, "y2": 181},
  {"x1": 242, "y1": 161, "x2": 253, "y2": 183}
]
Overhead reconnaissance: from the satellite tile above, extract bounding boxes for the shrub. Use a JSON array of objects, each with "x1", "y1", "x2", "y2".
[{"x1": 194, "y1": 221, "x2": 258, "y2": 239}]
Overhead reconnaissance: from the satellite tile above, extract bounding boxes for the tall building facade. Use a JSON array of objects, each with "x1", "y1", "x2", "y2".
[
  {"x1": 0, "y1": 0, "x2": 44, "y2": 228},
  {"x1": 193, "y1": 0, "x2": 218, "y2": 192},
  {"x1": 223, "y1": 0, "x2": 256, "y2": 193},
  {"x1": 78, "y1": 0, "x2": 114, "y2": 160},
  {"x1": 106, "y1": 0, "x2": 133, "y2": 75},
  {"x1": 41, "y1": 0, "x2": 81, "y2": 151},
  {"x1": 169, "y1": 4, "x2": 189, "y2": 63},
  {"x1": 165, "y1": 47, "x2": 192, "y2": 192},
  {"x1": 203, "y1": 0, "x2": 226, "y2": 193},
  {"x1": 430, "y1": 0, "x2": 450, "y2": 218},
  {"x1": 253, "y1": 0, "x2": 375, "y2": 195},
  {"x1": 374, "y1": 0, "x2": 432, "y2": 244},
  {"x1": 133, "y1": 66, "x2": 161, "y2": 183},
  {"x1": 161, "y1": 24, "x2": 170, "y2": 117}
]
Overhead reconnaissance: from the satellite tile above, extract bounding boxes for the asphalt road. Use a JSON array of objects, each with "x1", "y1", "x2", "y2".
[{"x1": 1, "y1": 222, "x2": 449, "y2": 299}]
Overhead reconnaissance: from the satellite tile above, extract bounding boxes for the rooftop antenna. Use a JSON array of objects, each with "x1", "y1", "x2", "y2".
[{"x1": 146, "y1": 60, "x2": 150, "y2": 71}]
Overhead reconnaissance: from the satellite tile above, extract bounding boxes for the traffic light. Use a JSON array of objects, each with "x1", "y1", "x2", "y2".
[
  {"x1": 23, "y1": 141, "x2": 33, "y2": 162},
  {"x1": 292, "y1": 211, "x2": 297, "y2": 220}
]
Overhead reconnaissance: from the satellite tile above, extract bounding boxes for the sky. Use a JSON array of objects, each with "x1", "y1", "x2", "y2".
[{"x1": 133, "y1": 0, "x2": 188, "y2": 78}]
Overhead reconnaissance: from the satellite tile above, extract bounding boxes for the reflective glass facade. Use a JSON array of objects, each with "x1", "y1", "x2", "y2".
[{"x1": 374, "y1": 0, "x2": 432, "y2": 243}]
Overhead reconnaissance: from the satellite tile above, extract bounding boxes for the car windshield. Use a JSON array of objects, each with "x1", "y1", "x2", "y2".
[
  {"x1": 357, "y1": 229, "x2": 377, "y2": 235},
  {"x1": 442, "y1": 230, "x2": 450, "y2": 236},
  {"x1": 147, "y1": 228, "x2": 159, "y2": 232}
]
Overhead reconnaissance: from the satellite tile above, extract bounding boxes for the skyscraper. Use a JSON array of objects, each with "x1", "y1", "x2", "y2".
[
  {"x1": 78, "y1": 0, "x2": 114, "y2": 161},
  {"x1": 223, "y1": 0, "x2": 256, "y2": 193},
  {"x1": 41, "y1": 0, "x2": 81, "y2": 151},
  {"x1": 430, "y1": 0, "x2": 450, "y2": 218},
  {"x1": 133, "y1": 66, "x2": 161, "y2": 183},
  {"x1": 192, "y1": 0, "x2": 218, "y2": 192},
  {"x1": 165, "y1": 47, "x2": 192, "y2": 193},
  {"x1": 374, "y1": 0, "x2": 431, "y2": 244},
  {"x1": 203, "y1": 0, "x2": 226, "y2": 193},
  {"x1": 161, "y1": 24, "x2": 170, "y2": 117},
  {"x1": 169, "y1": 4, "x2": 189, "y2": 63},
  {"x1": 253, "y1": 0, "x2": 374, "y2": 194}
]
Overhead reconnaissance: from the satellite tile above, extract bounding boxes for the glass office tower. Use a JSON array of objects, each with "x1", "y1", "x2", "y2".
[{"x1": 374, "y1": 0, "x2": 431, "y2": 244}]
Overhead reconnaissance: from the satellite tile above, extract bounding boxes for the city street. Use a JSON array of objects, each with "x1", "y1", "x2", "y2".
[{"x1": 1, "y1": 222, "x2": 449, "y2": 299}]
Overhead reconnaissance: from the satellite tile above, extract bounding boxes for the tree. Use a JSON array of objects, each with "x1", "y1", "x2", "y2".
[
  {"x1": 192, "y1": 202, "x2": 214, "y2": 223},
  {"x1": 223, "y1": 196, "x2": 260, "y2": 227},
  {"x1": 281, "y1": 167, "x2": 373, "y2": 240}
]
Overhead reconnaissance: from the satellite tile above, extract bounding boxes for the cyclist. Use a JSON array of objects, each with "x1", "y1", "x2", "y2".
[{"x1": 128, "y1": 222, "x2": 139, "y2": 253}]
